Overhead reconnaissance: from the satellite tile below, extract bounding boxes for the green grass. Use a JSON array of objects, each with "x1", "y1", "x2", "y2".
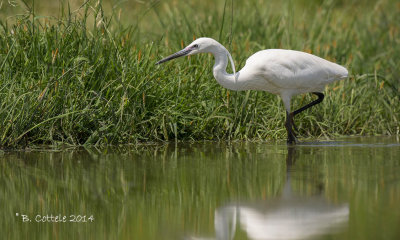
[{"x1": 0, "y1": 0, "x2": 399, "y2": 148}]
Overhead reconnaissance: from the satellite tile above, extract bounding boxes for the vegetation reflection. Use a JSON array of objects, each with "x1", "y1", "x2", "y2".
[{"x1": 0, "y1": 137, "x2": 399, "y2": 239}]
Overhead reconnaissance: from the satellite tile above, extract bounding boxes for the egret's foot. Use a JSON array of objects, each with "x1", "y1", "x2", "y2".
[
  {"x1": 285, "y1": 111, "x2": 298, "y2": 145},
  {"x1": 287, "y1": 136, "x2": 298, "y2": 145}
]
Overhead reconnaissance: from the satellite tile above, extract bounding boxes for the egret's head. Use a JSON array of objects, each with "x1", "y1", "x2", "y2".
[{"x1": 156, "y1": 38, "x2": 218, "y2": 65}]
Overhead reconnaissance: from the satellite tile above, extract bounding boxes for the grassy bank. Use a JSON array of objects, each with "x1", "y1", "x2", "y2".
[{"x1": 0, "y1": 0, "x2": 399, "y2": 148}]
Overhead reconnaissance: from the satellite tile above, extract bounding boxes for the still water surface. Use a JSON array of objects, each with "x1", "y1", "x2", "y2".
[{"x1": 1, "y1": 137, "x2": 399, "y2": 239}]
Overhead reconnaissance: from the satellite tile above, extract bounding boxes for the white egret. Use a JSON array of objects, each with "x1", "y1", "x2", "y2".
[{"x1": 156, "y1": 37, "x2": 348, "y2": 144}]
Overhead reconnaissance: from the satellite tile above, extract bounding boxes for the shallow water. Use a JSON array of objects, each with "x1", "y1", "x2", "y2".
[{"x1": 1, "y1": 136, "x2": 399, "y2": 240}]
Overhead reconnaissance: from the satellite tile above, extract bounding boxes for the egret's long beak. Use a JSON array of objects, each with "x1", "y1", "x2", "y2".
[{"x1": 156, "y1": 48, "x2": 192, "y2": 65}]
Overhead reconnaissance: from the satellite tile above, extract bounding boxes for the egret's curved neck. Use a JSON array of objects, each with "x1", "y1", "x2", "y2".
[{"x1": 211, "y1": 46, "x2": 238, "y2": 91}]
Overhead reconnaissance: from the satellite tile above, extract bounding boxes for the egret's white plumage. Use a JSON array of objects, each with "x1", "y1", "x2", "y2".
[{"x1": 156, "y1": 37, "x2": 348, "y2": 144}]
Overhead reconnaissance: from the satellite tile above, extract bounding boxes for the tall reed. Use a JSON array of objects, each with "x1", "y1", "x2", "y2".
[{"x1": 0, "y1": 0, "x2": 399, "y2": 148}]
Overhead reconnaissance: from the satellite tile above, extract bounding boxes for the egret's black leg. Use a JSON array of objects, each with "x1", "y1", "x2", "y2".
[
  {"x1": 287, "y1": 92, "x2": 324, "y2": 142},
  {"x1": 292, "y1": 92, "x2": 325, "y2": 117},
  {"x1": 289, "y1": 112, "x2": 299, "y2": 133},
  {"x1": 285, "y1": 111, "x2": 297, "y2": 144}
]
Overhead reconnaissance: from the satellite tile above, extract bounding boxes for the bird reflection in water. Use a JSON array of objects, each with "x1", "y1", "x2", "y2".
[{"x1": 188, "y1": 147, "x2": 349, "y2": 240}]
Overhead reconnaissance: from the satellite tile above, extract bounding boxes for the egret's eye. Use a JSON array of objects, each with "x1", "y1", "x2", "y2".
[{"x1": 192, "y1": 44, "x2": 199, "y2": 48}]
